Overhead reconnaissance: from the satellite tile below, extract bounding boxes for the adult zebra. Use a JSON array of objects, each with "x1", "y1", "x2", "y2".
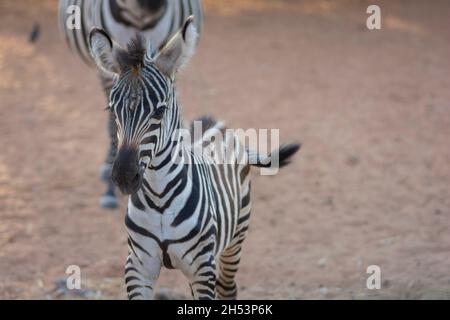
[
  {"x1": 59, "y1": 0, "x2": 203, "y2": 209},
  {"x1": 88, "y1": 17, "x2": 300, "y2": 299}
]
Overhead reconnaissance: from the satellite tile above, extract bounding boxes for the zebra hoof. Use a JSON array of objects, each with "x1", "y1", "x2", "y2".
[
  {"x1": 100, "y1": 194, "x2": 118, "y2": 209},
  {"x1": 99, "y1": 163, "x2": 112, "y2": 182}
]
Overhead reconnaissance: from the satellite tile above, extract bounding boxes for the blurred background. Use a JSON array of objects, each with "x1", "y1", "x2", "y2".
[{"x1": 0, "y1": 0, "x2": 449, "y2": 299}]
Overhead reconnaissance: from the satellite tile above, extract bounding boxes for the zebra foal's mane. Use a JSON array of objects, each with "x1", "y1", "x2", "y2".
[{"x1": 115, "y1": 34, "x2": 150, "y2": 73}]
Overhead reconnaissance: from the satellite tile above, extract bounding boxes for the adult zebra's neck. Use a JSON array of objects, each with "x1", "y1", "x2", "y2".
[{"x1": 109, "y1": 0, "x2": 167, "y2": 30}]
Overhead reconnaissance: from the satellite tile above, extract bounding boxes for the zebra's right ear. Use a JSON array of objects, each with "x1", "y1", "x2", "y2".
[
  {"x1": 89, "y1": 28, "x2": 121, "y2": 77},
  {"x1": 154, "y1": 16, "x2": 198, "y2": 79}
]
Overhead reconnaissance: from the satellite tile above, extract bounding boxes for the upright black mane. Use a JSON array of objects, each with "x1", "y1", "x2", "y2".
[{"x1": 116, "y1": 34, "x2": 147, "y2": 72}]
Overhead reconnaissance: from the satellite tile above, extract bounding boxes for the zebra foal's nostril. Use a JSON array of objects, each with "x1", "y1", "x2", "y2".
[
  {"x1": 131, "y1": 172, "x2": 140, "y2": 185},
  {"x1": 110, "y1": 145, "x2": 143, "y2": 194}
]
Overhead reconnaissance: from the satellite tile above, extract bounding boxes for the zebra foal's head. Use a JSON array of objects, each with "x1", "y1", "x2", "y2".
[{"x1": 89, "y1": 16, "x2": 197, "y2": 195}]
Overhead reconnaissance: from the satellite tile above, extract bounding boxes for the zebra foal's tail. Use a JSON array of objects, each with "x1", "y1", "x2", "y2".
[{"x1": 248, "y1": 143, "x2": 301, "y2": 169}]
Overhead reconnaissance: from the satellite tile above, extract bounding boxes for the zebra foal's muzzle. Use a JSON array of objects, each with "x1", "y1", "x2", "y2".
[{"x1": 111, "y1": 146, "x2": 144, "y2": 195}]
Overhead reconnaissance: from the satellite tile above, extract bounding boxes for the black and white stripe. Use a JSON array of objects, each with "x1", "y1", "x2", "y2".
[
  {"x1": 59, "y1": 0, "x2": 203, "y2": 67},
  {"x1": 58, "y1": 0, "x2": 203, "y2": 209},
  {"x1": 88, "y1": 18, "x2": 300, "y2": 300}
]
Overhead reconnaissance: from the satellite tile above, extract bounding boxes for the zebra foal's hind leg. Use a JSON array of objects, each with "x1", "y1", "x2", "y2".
[
  {"x1": 216, "y1": 241, "x2": 244, "y2": 300},
  {"x1": 217, "y1": 201, "x2": 251, "y2": 299},
  {"x1": 98, "y1": 75, "x2": 119, "y2": 209}
]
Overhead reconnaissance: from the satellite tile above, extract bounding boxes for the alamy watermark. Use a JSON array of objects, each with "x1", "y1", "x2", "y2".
[
  {"x1": 66, "y1": 265, "x2": 81, "y2": 290},
  {"x1": 366, "y1": 5, "x2": 382, "y2": 30},
  {"x1": 155, "y1": 121, "x2": 283, "y2": 176},
  {"x1": 366, "y1": 265, "x2": 381, "y2": 290},
  {"x1": 65, "y1": 5, "x2": 81, "y2": 30},
  {"x1": 63, "y1": 264, "x2": 381, "y2": 292},
  {"x1": 66, "y1": 4, "x2": 383, "y2": 31}
]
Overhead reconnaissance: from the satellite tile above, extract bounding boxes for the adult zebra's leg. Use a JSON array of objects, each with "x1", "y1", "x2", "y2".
[
  {"x1": 99, "y1": 73, "x2": 119, "y2": 209},
  {"x1": 124, "y1": 236, "x2": 161, "y2": 300},
  {"x1": 99, "y1": 111, "x2": 119, "y2": 209}
]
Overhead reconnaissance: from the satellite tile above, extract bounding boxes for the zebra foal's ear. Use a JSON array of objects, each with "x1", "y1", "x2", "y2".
[
  {"x1": 155, "y1": 16, "x2": 198, "y2": 79},
  {"x1": 89, "y1": 28, "x2": 121, "y2": 77}
]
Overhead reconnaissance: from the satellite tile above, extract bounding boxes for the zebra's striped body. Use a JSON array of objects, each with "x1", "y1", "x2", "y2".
[
  {"x1": 58, "y1": 0, "x2": 203, "y2": 208},
  {"x1": 124, "y1": 119, "x2": 252, "y2": 299},
  {"x1": 89, "y1": 17, "x2": 300, "y2": 299},
  {"x1": 59, "y1": 0, "x2": 203, "y2": 67}
]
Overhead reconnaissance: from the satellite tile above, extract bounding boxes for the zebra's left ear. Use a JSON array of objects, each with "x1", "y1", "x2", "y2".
[
  {"x1": 155, "y1": 16, "x2": 198, "y2": 79},
  {"x1": 89, "y1": 28, "x2": 121, "y2": 77}
]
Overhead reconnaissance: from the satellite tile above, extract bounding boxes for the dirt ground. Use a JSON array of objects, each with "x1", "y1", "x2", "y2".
[{"x1": 1, "y1": 0, "x2": 450, "y2": 299}]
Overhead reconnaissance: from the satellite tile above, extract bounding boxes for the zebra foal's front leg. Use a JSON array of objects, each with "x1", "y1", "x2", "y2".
[
  {"x1": 124, "y1": 237, "x2": 161, "y2": 300},
  {"x1": 188, "y1": 255, "x2": 217, "y2": 300}
]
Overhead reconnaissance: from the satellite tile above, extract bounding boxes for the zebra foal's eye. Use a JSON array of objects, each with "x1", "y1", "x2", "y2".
[{"x1": 152, "y1": 106, "x2": 166, "y2": 120}]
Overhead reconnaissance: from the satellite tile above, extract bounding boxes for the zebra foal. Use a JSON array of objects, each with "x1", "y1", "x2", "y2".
[
  {"x1": 59, "y1": 0, "x2": 203, "y2": 209},
  {"x1": 89, "y1": 17, "x2": 300, "y2": 299}
]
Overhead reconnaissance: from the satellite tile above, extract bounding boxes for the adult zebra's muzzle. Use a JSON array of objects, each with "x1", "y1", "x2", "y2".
[{"x1": 111, "y1": 146, "x2": 143, "y2": 195}]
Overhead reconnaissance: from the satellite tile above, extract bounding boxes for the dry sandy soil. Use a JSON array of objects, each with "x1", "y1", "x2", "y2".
[{"x1": 1, "y1": 0, "x2": 450, "y2": 299}]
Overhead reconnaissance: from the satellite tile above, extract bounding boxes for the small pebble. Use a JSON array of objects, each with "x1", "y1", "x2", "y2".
[
  {"x1": 317, "y1": 257, "x2": 327, "y2": 268},
  {"x1": 319, "y1": 286, "x2": 329, "y2": 297}
]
